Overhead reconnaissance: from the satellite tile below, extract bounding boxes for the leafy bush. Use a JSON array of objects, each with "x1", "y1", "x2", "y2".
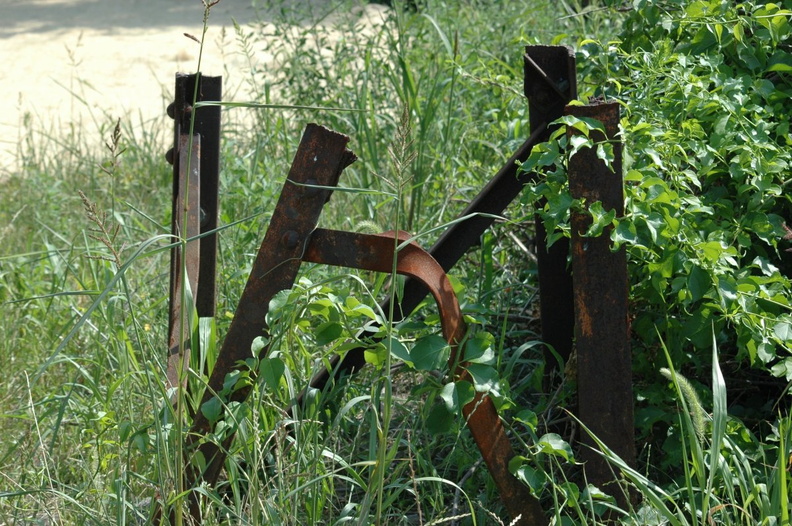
[{"x1": 530, "y1": 0, "x2": 791, "y2": 410}]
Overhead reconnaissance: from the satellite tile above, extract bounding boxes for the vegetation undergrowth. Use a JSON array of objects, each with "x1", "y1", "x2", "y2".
[{"x1": 0, "y1": 0, "x2": 790, "y2": 524}]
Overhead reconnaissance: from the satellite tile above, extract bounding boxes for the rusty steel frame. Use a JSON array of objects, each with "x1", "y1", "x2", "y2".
[
  {"x1": 162, "y1": 123, "x2": 543, "y2": 525},
  {"x1": 305, "y1": 46, "x2": 578, "y2": 399},
  {"x1": 160, "y1": 44, "x2": 637, "y2": 526}
]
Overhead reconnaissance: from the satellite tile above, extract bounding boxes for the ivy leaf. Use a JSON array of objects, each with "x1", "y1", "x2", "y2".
[
  {"x1": 466, "y1": 363, "x2": 499, "y2": 393},
  {"x1": 411, "y1": 334, "x2": 449, "y2": 371},
  {"x1": 612, "y1": 219, "x2": 639, "y2": 249},
  {"x1": 315, "y1": 321, "x2": 343, "y2": 345},
  {"x1": 537, "y1": 433, "x2": 575, "y2": 461},
  {"x1": 585, "y1": 201, "x2": 616, "y2": 238},
  {"x1": 464, "y1": 332, "x2": 496, "y2": 364}
]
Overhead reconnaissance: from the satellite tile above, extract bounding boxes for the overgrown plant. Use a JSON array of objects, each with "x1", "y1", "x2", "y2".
[{"x1": 576, "y1": 333, "x2": 792, "y2": 525}]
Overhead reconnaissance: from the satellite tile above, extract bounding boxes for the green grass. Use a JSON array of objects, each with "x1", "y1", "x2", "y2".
[{"x1": 2, "y1": 0, "x2": 790, "y2": 524}]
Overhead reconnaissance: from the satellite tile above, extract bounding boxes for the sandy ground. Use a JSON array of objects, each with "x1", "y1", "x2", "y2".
[{"x1": 0, "y1": 0, "x2": 388, "y2": 173}]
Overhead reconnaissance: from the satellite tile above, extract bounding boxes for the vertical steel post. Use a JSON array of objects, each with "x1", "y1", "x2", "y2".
[
  {"x1": 167, "y1": 134, "x2": 201, "y2": 390},
  {"x1": 523, "y1": 46, "x2": 578, "y2": 384},
  {"x1": 567, "y1": 101, "x2": 635, "y2": 505},
  {"x1": 171, "y1": 73, "x2": 221, "y2": 318},
  {"x1": 166, "y1": 73, "x2": 221, "y2": 391}
]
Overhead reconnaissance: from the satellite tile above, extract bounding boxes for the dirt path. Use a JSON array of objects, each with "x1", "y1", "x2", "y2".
[{"x1": 0, "y1": 0, "x2": 388, "y2": 174}]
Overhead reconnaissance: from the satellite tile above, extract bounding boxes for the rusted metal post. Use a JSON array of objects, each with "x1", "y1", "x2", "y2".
[
  {"x1": 524, "y1": 46, "x2": 578, "y2": 385},
  {"x1": 168, "y1": 73, "x2": 221, "y2": 318},
  {"x1": 166, "y1": 134, "x2": 201, "y2": 390},
  {"x1": 567, "y1": 102, "x2": 635, "y2": 505},
  {"x1": 166, "y1": 73, "x2": 221, "y2": 391}
]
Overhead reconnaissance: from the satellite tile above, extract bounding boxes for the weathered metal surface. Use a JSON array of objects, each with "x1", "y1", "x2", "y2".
[
  {"x1": 302, "y1": 229, "x2": 544, "y2": 525},
  {"x1": 175, "y1": 124, "x2": 356, "y2": 522},
  {"x1": 171, "y1": 73, "x2": 222, "y2": 318},
  {"x1": 525, "y1": 46, "x2": 578, "y2": 384},
  {"x1": 567, "y1": 102, "x2": 635, "y2": 505},
  {"x1": 166, "y1": 133, "x2": 202, "y2": 392},
  {"x1": 304, "y1": 229, "x2": 466, "y2": 354}
]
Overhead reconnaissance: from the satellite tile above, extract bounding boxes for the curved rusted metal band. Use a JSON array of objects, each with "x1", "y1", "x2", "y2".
[
  {"x1": 303, "y1": 229, "x2": 465, "y2": 345},
  {"x1": 303, "y1": 229, "x2": 541, "y2": 525}
]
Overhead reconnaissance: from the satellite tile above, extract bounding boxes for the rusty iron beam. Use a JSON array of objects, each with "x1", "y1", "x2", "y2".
[
  {"x1": 301, "y1": 229, "x2": 545, "y2": 525},
  {"x1": 567, "y1": 102, "x2": 635, "y2": 505},
  {"x1": 167, "y1": 73, "x2": 222, "y2": 318},
  {"x1": 525, "y1": 46, "x2": 578, "y2": 385},
  {"x1": 171, "y1": 124, "x2": 355, "y2": 523},
  {"x1": 166, "y1": 133, "x2": 202, "y2": 392}
]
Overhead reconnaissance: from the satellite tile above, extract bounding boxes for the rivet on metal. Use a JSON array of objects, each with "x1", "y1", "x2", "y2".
[
  {"x1": 282, "y1": 230, "x2": 299, "y2": 249},
  {"x1": 305, "y1": 178, "x2": 320, "y2": 197}
]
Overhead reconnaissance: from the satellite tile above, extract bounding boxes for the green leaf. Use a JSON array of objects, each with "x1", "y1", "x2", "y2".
[
  {"x1": 717, "y1": 277, "x2": 738, "y2": 309},
  {"x1": 426, "y1": 402, "x2": 455, "y2": 434},
  {"x1": 464, "y1": 332, "x2": 496, "y2": 364},
  {"x1": 687, "y1": 265, "x2": 711, "y2": 302},
  {"x1": 771, "y1": 358, "x2": 792, "y2": 381},
  {"x1": 767, "y1": 51, "x2": 792, "y2": 72},
  {"x1": 511, "y1": 461, "x2": 545, "y2": 493},
  {"x1": 515, "y1": 409, "x2": 538, "y2": 432},
  {"x1": 439, "y1": 381, "x2": 475, "y2": 413},
  {"x1": 613, "y1": 219, "x2": 639, "y2": 248},
  {"x1": 466, "y1": 363, "x2": 499, "y2": 393},
  {"x1": 201, "y1": 397, "x2": 223, "y2": 424},
  {"x1": 537, "y1": 433, "x2": 575, "y2": 461},
  {"x1": 700, "y1": 241, "x2": 724, "y2": 262},
  {"x1": 410, "y1": 334, "x2": 449, "y2": 371},
  {"x1": 386, "y1": 336, "x2": 412, "y2": 364},
  {"x1": 585, "y1": 201, "x2": 616, "y2": 237},
  {"x1": 364, "y1": 344, "x2": 388, "y2": 368},
  {"x1": 596, "y1": 142, "x2": 615, "y2": 166},
  {"x1": 315, "y1": 321, "x2": 343, "y2": 345},
  {"x1": 773, "y1": 321, "x2": 792, "y2": 341},
  {"x1": 344, "y1": 297, "x2": 380, "y2": 321},
  {"x1": 259, "y1": 357, "x2": 285, "y2": 392}
]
